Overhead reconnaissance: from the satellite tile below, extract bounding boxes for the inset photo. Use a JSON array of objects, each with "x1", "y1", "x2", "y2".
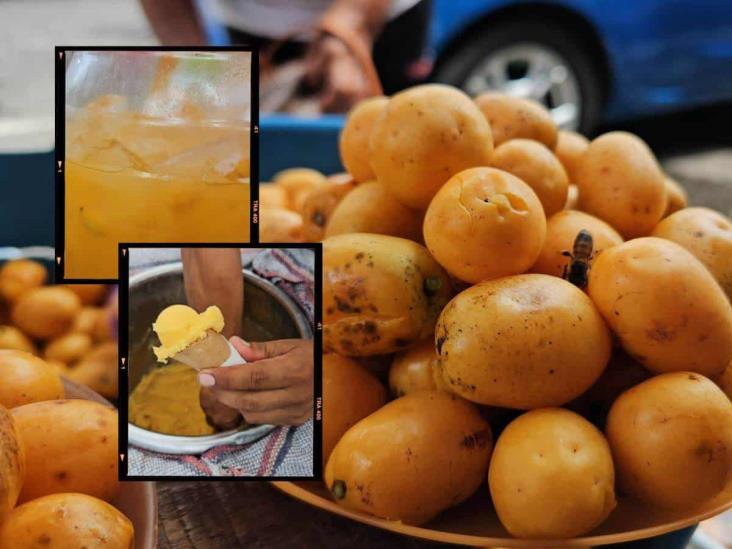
[
  {"x1": 57, "y1": 48, "x2": 254, "y2": 282},
  {"x1": 119, "y1": 244, "x2": 318, "y2": 479}
]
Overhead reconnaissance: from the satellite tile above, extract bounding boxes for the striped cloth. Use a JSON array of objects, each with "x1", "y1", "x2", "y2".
[{"x1": 128, "y1": 247, "x2": 314, "y2": 477}]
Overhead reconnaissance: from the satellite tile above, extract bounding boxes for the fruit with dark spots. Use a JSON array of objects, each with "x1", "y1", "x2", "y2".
[
  {"x1": 589, "y1": 237, "x2": 732, "y2": 377},
  {"x1": 423, "y1": 276, "x2": 442, "y2": 297},
  {"x1": 0, "y1": 493, "x2": 134, "y2": 548},
  {"x1": 606, "y1": 372, "x2": 732, "y2": 510},
  {"x1": 301, "y1": 178, "x2": 357, "y2": 242},
  {"x1": 324, "y1": 234, "x2": 451, "y2": 356},
  {"x1": 0, "y1": 350, "x2": 64, "y2": 408},
  {"x1": 460, "y1": 428, "x2": 492, "y2": 450},
  {"x1": 12, "y1": 399, "x2": 119, "y2": 503},
  {"x1": 436, "y1": 334, "x2": 446, "y2": 355},
  {"x1": 325, "y1": 391, "x2": 492, "y2": 525},
  {"x1": 437, "y1": 274, "x2": 610, "y2": 409}
]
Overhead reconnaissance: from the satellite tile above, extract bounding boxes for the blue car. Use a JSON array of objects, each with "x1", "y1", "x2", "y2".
[{"x1": 429, "y1": 0, "x2": 732, "y2": 133}]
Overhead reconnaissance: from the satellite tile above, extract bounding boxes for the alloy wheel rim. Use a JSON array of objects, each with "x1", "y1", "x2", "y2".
[{"x1": 463, "y1": 42, "x2": 581, "y2": 130}]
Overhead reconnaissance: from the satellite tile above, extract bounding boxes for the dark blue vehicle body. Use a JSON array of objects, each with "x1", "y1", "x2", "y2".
[{"x1": 431, "y1": 0, "x2": 732, "y2": 121}]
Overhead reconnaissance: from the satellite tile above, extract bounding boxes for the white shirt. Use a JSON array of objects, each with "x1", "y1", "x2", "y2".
[{"x1": 204, "y1": 0, "x2": 421, "y2": 39}]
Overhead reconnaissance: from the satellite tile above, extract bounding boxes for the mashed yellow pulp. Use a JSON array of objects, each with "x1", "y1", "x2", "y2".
[
  {"x1": 152, "y1": 304, "x2": 224, "y2": 362},
  {"x1": 129, "y1": 362, "x2": 215, "y2": 436}
]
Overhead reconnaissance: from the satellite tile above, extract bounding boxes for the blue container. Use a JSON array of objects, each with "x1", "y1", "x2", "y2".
[
  {"x1": 0, "y1": 150, "x2": 55, "y2": 247},
  {"x1": 260, "y1": 114, "x2": 344, "y2": 180}
]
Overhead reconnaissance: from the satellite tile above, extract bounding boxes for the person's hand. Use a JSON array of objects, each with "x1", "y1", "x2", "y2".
[
  {"x1": 199, "y1": 387, "x2": 243, "y2": 431},
  {"x1": 305, "y1": 34, "x2": 372, "y2": 113},
  {"x1": 197, "y1": 337, "x2": 314, "y2": 426}
]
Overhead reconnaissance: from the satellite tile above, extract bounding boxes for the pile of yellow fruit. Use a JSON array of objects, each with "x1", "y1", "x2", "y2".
[
  {"x1": 0, "y1": 351, "x2": 131, "y2": 546},
  {"x1": 268, "y1": 85, "x2": 732, "y2": 539},
  {"x1": 0, "y1": 259, "x2": 118, "y2": 400}
]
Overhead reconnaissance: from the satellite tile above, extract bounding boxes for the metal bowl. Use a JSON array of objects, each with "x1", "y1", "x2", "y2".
[
  {"x1": 128, "y1": 261, "x2": 311, "y2": 455},
  {"x1": 63, "y1": 378, "x2": 158, "y2": 549}
]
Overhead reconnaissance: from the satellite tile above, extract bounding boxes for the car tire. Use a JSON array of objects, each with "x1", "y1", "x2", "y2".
[{"x1": 432, "y1": 17, "x2": 605, "y2": 135}]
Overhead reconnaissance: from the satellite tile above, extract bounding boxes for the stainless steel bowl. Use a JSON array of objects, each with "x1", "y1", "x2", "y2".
[{"x1": 128, "y1": 262, "x2": 312, "y2": 455}]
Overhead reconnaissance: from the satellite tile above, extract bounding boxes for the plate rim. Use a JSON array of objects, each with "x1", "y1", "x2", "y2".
[{"x1": 271, "y1": 481, "x2": 731, "y2": 547}]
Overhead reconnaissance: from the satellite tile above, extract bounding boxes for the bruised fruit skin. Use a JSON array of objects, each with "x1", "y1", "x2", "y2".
[
  {"x1": 575, "y1": 132, "x2": 666, "y2": 239},
  {"x1": 531, "y1": 210, "x2": 623, "y2": 279},
  {"x1": 423, "y1": 167, "x2": 546, "y2": 284},
  {"x1": 323, "y1": 354, "x2": 386, "y2": 466},
  {"x1": 489, "y1": 408, "x2": 616, "y2": 539},
  {"x1": 389, "y1": 338, "x2": 448, "y2": 397},
  {"x1": 588, "y1": 237, "x2": 732, "y2": 377},
  {"x1": 491, "y1": 139, "x2": 569, "y2": 217},
  {"x1": 323, "y1": 234, "x2": 452, "y2": 356},
  {"x1": 325, "y1": 391, "x2": 492, "y2": 525},
  {"x1": 339, "y1": 96, "x2": 389, "y2": 182},
  {"x1": 301, "y1": 179, "x2": 357, "y2": 242},
  {"x1": 651, "y1": 207, "x2": 732, "y2": 301},
  {"x1": 0, "y1": 405, "x2": 24, "y2": 524},
  {"x1": 0, "y1": 493, "x2": 134, "y2": 549},
  {"x1": 474, "y1": 93, "x2": 558, "y2": 148},
  {"x1": 436, "y1": 274, "x2": 611, "y2": 409},
  {"x1": 606, "y1": 372, "x2": 732, "y2": 510},
  {"x1": 370, "y1": 84, "x2": 494, "y2": 209},
  {"x1": 325, "y1": 181, "x2": 423, "y2": 241}
]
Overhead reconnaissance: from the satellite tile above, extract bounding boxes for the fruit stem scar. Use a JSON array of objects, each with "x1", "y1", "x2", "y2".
[
  {"x1": 332, "y1": 479, "x2": 347, "y2": 500},
  {"x1": 424, "y1": 276, "x2": 442, "y2": 296}
]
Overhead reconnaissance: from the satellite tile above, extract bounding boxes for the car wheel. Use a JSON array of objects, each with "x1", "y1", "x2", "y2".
[{"x1": 433, "y1": 18, "x2": 605, "y2": 134}]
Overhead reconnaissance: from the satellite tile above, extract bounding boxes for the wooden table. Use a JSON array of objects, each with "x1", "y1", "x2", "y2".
[{"x1": 156, "y1": 481, "x2": 443, "y2": 548}]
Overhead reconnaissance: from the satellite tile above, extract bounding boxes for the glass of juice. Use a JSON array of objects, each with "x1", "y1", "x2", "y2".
[{"x1": 64, "y1": 51, "x2": 251, "y2": 279}]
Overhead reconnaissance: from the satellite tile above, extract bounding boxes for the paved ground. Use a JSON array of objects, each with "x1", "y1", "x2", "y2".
[{"x1": 0, "y1": 0, "x2": 155, "y2": 121}]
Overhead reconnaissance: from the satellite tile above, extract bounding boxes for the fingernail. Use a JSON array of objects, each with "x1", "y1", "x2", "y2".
[
  {"x1": 198, "y1": 373, "x2": 215, "y2": 387},
  {"x1": 232, "y1": 336, "x2": 250, "y2": 347}
]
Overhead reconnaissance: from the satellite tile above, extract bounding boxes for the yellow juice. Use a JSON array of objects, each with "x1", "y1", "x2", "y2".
[{"x1": 64, "y1": 108, "x2": 250, "y2": 279}]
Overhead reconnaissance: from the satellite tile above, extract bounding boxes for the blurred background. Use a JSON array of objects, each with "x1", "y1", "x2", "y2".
[{"x1": 1, "y1": 0, "x2": 731, "y2": 246}]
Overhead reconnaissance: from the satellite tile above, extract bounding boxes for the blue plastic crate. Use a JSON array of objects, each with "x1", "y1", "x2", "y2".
[
  {"x1": 0, "y1": 151, "x2": 55, "y2": 247},
  {"x1": 260, "y1": 114, "x2": 344, "y2": 180}
]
